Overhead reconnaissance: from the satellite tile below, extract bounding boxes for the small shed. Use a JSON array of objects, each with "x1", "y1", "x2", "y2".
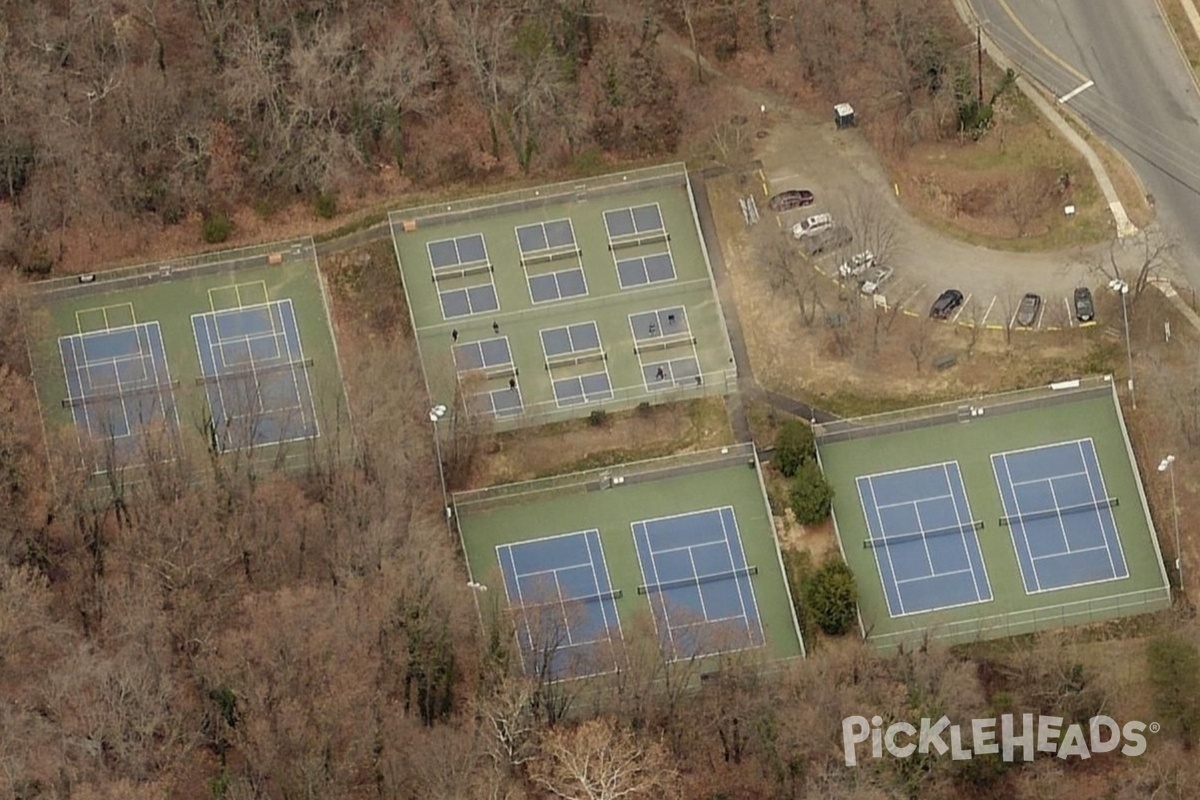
[{"x1": 834, "y1": 102, "x2": 856, "y2": 129}]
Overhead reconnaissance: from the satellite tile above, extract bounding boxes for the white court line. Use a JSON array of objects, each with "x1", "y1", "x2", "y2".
[
  {"x1": 1032, "y1": 544, "x2": 1110, "y2": 561},
  {"x1": 717, "y1": 509, "x2": 752, "y2": 640},
  {"x1": 650, "y1": 538, "x2": 731, "y2": 556},
  {"x1": 911, "y1": 502, "x2": 937, "y2": 578},
  {"x1": 943, "y1": 462, "x2": 985, "y2": 602},
  {"x1": 995, "y1": 438, "x2": 1090, "y2": 459},
  {"x1": 583, "y1": 531, "x2": 621, "y2": 653},
  {"x1": 1046, "y1": 477, "x2": 1074, "y2": 556},
  {"x1": 721, "y1": 507, "x2": 764, "y2": 645},
  {"x1": 1078, "y1": 439, "x2": 1125, "y2": 578},
  {"x1": 875, "y1": 492, "x2": 954, "y2": 510},
  {"x1": 859, "y1": 460, "x2": 960, "y2": 482},
  {"x1": 513, "y1": 562, "x2": 597, "y2": 580},
  {"x1": 551, "y1": 570, "x2": 575, "y2": 646},
  {"x1": 866, "y1": 475, "x2": 906, "y2": 615},
  {"x1": 998, "y1": 452, "x2": 1042, "y2": 593},
  {"x1": 498, "y1": 545, "x2": 535, "y2": 676},
  {"x1": 1009, "y1": 469, "x2": 1088, "y2": 487},
  {"x1": 895, "y1": 567, "x2": 975, "y2": 585},
  {"x1": 1058, "y1": 79, "x2": 1095, "y2": 104},
  {"x1": 631, "y1": 521, "x2": 678, "y2": 657},
  {"x1": 683, "y1": 547, "x2": 712, "y2": 627}
]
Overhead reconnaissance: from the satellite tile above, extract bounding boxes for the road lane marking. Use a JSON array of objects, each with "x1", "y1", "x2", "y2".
[{"x1": 1058, "y1": 79, "x2": 1095, "y2": 104}]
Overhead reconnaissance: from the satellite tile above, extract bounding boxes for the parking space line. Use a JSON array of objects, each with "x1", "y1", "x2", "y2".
[
  {"x1": 1063, "y1": 296, "x2": 1074, "y2": 327},
  {"x1": 951, "y1": 293, "x2": 972, "y2": 324},
  {"x1": 981, "y1": 296, "x2": 998, "y2": 326},
  {"x1": 899, "y1": 283, "x2": 926, "y2": 308}
]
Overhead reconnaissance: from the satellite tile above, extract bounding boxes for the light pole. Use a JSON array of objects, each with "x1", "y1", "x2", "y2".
[
  {"x1": 1108, "y1": 279, "x2": 1135, "y2": 409},
  {"x1": 429, "y1": 404, "x2": 451, "y2": 527},
  {"x1": 1159, "y1": 455, "x2": 1181, "y2": 586}
]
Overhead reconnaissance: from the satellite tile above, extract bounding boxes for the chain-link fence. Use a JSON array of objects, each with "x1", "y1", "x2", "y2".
[{"x1": 453, "y1": 441, "x2": 756, "y2": 516}]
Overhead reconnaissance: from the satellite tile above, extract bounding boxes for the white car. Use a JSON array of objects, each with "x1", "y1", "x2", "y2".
[
  {"x1": 838, "y1": 250, "x2": 875, "y2": 279},
  {"x1": 791, "y1": 213, "x2": 834, "y2": 239},
  {"x1": 860, "y1": 265, "x2": 894, "y2": 295}
]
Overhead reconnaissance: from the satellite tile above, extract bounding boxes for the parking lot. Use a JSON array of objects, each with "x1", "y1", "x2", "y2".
[{"x1": 754, "y1": 115, "x2": 1117, "y2": 332}]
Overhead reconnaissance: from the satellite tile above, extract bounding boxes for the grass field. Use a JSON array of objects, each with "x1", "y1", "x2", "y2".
[
  {"x1": 816, "y1": 378, "x2": 1171, "y2": 649},
  {"x1": 389, "y1": 164, "x2": 736, "y2": 429},
  {"x1": 27, "y1": 239, "x2": 349, "y2": 473},
  {"x1": 455, "y1": 445, "x2": 804, "y2": 679}
]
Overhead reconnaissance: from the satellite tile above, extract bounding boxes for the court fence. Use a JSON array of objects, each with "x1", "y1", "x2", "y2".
[
  {"x1": 480, "y1": 364, "x2": 739, "y2": 432},
  {"x1": 867, "y1": 585, "x2": 1173, "y2": 650},
  {"x1": 389, "y1": 163, "x2": 689, "y2": 232},
  {"x1": 814, "y1": 376, "x2": 1115, "y2": 444},
  {"x1": 27, "y1": 238, "x2": 315, "y2": 304},
  {"x1": 453, "y1": 441, "x2": 756, "y2": 517}
]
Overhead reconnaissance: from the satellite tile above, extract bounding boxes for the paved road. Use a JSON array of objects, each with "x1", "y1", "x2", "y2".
[{"x1": 969, "y1": 0, "x2": 1200, "y2": 288}]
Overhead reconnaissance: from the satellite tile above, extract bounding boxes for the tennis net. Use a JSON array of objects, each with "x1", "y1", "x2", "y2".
[
  {"x1": 1000, "y1": 497, "x2": 1119, "y2": 527},
  {"x1": 62, "y1": 380, "x2": 180, "y2": 409},
  {"x1": 609, "y1": 231, "x2": 670, "y2": 250},
  {"x1": 432, "y1": 262, "x2": 492, "y2": 282},
  {"x1": 516, "y1": 589, "x2": 624, "y2": 611},
  {"x1": 634, "y1": 335, "x2": 694, "y2": 355},
  {"x1": 195, "y1": 358, "x2": 314, "y2": 386},
  {"x1": 637, "y1": 566, "x2": 757, "y2": 596},
  {"x1": 521, "y1": 247, "x2": 581, "y2": 267},
  {"x1": 546, "y1": 350, "x2": 606, "y2": 370},
  {"x1": 863, "y1": 520, "x2": 984, "y2": 549}
]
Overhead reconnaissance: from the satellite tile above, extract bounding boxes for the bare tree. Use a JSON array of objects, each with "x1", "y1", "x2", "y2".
[
  {"x1": 842, "y1": 190, "x2": 902, "y2": 266},
  {"x1": 908, "y1": 315, "x2": 933, "y2": 372},
  {"x1": 529, "y1": 718, "x2": 680, "y2": 800},
  {"x1": 1093, "y1": 227, "x2": 1178, "y2": 305}
]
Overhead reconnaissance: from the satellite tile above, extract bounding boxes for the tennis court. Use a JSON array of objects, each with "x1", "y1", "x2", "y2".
[
  {"x1": 455, "y1": 445, "x2": 804, "y2": 682},
  {"x1": 389, "y1": 164, "x2": 737, "y2": 429},
  {"x1": 498, "y1": 529, "x2": 623, "y2": 680},
  {"x1": 58, "y1": 315, "x2": 180, "y2": 465},
  {"x1": 28, "y1": 238, "x2": 349, "y2": 474},
  {"x1": 992, "y1": 439, "x2": 1128, "y2": 593},
  {"x1": 857, "y1": 462, "x2": 992, "y2": 617},
  {"x1": 632, "y1": 507, "x2": 765, "y2": 661},
  {"x1": 192, "y1": 298, "x2": 318, "y2": 451},
  {"x1": 816, "y1": 378, "x2": 1171, "y2": 649}
]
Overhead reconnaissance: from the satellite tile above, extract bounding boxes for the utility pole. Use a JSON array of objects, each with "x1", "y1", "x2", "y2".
[{"x1": 977, "y1": 25, "x2": 984, "y2": 106}]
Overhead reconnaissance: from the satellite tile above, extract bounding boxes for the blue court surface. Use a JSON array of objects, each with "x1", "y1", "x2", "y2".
[
  {"x1": 497, "y1": 530, "x2": 623, "y2": 680},
  {"x1": 58, "y1": 322, "x2": 180, "y2": 464},
  {"x1": 192, "y1": 300, "x2": 319, "y2": 450},
  {"x1": 632, "y1": 507, "x2": 764, "y2": 660},
  {"x1": 856, "y1": 462, "x2": 992, "y2": 617},
  {"x1": 992, "y1": 439, "x2": 1128, "y2": 593}
]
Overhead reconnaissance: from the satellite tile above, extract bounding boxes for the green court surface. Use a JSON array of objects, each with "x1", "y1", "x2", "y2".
[
  {"x1": 816, "y1": 378, "x2": 1171, "y2": 650},
  {"x1": 389, "y1": 164, "x2": 736, "y2": 429},
  {"x1": 27, "y1": 238, "x2": 349, "y2": 473},
  {"x1": 455, "y1": 445, "x2": 804, "y2": 680}
]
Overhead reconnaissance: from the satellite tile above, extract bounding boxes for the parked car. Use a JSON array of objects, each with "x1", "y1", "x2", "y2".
[
  {"x1": 838, "y1": 251, "x2": 876, "y2": 279},
  {"x1": 860, "y1": 265, "x2": 895, "y2": 295},
  {"x1": 791, "y1": 212, "x2": 834, "y2": 239},
  {"x1": 768, "y1": 189, "x2": 815, "y2": 212},
  {"x1": 801, "y1": 225, "x2": 852, "y2": 257},
  {"x1": 930, "y1": 289, "x2": 964, "y2": 319},
  {"x1": 1016, "y1": 293, "x2": 1042, "y2": 327},
  {"x1": 1074, "y1": 287, "x2": 1095, "y2": 322}
]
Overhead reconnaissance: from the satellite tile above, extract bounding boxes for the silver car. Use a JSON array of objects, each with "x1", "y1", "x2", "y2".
[
  {"x1": 860, "y1": 265, "x2": 894, "y2": 295},
  {"x1": 838, "y1": 250, "x2": 876, "y2": 280}
]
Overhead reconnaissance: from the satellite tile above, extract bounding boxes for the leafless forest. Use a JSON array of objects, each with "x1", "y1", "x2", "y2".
[{"x1": 2, "y1": 1, "x2": 1198, "y2": 799}]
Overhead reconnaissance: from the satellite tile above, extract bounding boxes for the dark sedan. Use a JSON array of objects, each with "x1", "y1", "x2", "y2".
[
  {"x1": 768, "y1": 190, "x2": 815, "y2": 211},
  {"x1": 1074, "y1": 287, "x2": 1095, "y2": 322},
  {"x1": 930, "y1": 289, "x2": 964, "y2": 319}
]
